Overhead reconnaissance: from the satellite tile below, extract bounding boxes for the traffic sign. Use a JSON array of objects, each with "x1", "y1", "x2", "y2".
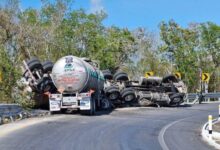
[
  {"x1": 145, "y1": 71, "x2": 154, "y2": 78},
  {"x1": 202, "y1": 73, "x2": 210, "y2": 82},
  {"x1": 174, "y1": 72, "x2": 181, "y2": 79}
]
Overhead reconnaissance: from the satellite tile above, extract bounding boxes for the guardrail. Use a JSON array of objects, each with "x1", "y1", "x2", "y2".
[
  {"x1": 0, "y1": 104, "x2": 23, "y2": 124},
  {"x1": 185, "y1": 92, "x2": 220, "y2": 104}
]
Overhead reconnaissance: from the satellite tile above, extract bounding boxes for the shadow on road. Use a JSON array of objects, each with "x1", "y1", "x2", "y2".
[{"x1": 168, "y1": 104, "x2": 192, "y2": 108}]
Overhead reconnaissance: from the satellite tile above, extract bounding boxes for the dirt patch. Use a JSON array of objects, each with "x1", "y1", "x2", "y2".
[
  {"x1": 213, "y1": 122, "x2": 220, "y2": 131},
  {"x1": 213, "y1": 121, "x2": 220, "y2": 144}
]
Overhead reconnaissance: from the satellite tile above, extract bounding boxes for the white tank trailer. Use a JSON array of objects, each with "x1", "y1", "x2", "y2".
[
  {"x1": 22, "y1": 55, "x2": 105, "y2": 115},
  {"x1": 52, "y1": 56, "x2": 104, "y2": 93},
  {"x1": 49, "y1": 56, "x2": 105, "y2": 115}
]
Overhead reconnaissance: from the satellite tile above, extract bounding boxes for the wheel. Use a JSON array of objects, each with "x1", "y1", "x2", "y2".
[
  {"x1": 113, "y1": 71, "x2": 129, "y2": 81},
  {"x1": 105, "y1": 86, "x2": 120, "y2": 101},
  {"x1": 36, "y1": 77, "x2": 56, "y2": 93},
  {"x1": 169, "y1": 93, "x2": 184, "y2": 106},
  {"x1": 26, "y1": 57, "x2": 43, "y2": 71},
  {"x1": 42, "y1": 61, "x2": 54, "y2": 73},
  {"x1": 28, "y1": 61, "x2": 43, "y2": 71},
  {"x1": 26, "y1": 57, "x2": 40, "y2": 65},
  {"x1": 121, "y1": 88, "x2": 136, "y2": 103},
  {"x1": 101, "y1": 97, "x2": 111, "y2": 110},
  {"x1": 162, "y1": 74, "x2": 179, "y2": 83},
  {"x1": 102, "y1": 70, "x2": 113, "y2": 80},
  {"x1": 80, "y1": 97, "x2": 96, "y2": 116},
  {"x1": 61, "y1": 108, "x2": 68, "y2": 113}
]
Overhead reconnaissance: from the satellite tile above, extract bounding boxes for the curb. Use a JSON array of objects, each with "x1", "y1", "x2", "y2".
[{"x1": 202, "y1": 118, "x2": 220, "y2": 149}]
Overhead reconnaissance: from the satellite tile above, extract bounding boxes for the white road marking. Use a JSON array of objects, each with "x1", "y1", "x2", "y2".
[{"x1": 158, "y1": 117, "x2": 191, "y2": 150}]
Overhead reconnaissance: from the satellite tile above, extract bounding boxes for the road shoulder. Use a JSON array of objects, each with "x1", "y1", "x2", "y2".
[
  {"x1": 202, "y1": 118, "x2": 220, "y2": 149},
  {"x1": 0, "y1": 115, "x2": 65, "y2": 137}
]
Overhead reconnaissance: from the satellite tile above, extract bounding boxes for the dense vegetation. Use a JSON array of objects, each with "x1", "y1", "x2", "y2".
[{"x1": 0, "y1": 0, "x2": 219, "y2": 103}]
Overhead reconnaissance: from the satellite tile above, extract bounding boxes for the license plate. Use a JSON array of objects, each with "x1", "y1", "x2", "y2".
[{"x1": 62, "y1": 97, "x2": 77, "y2": 104}]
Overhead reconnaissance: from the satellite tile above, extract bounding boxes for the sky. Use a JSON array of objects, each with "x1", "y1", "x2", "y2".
[{"x1": 20, "y1": 0, "x2": 220, "y2": 31}]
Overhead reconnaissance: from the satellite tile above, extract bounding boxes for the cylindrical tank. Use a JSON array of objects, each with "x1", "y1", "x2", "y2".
[{"x1": 51, "y1": 55, "x2": 104, "y2": 93}]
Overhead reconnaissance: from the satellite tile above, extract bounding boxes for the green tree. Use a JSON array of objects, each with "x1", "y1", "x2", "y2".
[
  {"x1": 160, "y1": 20, "x2": 200, "y2": 92},
  {"x1": 128, "y1": 28, "x2": 168, "y2": 79},
  {"x1": 200, "y1": 22, "x2": 220, "y2": 91}
]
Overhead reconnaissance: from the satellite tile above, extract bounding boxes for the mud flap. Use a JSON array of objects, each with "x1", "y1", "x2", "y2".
[
  {"x1": 49, "y1": 94, "x2": 62, "y2": 111},
  {"x1": 80, "y1": 97, "x2": 91, "y2": 110},
  {"x1": 49, "y1": 100, "x2": 61, "y2": 111}
]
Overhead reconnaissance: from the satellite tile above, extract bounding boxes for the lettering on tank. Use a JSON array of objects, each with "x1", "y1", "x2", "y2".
[
  {"x1": 64, "y1": 63, "x2": 75, "y2": 72},
  {"x1": 86, "y1": 68, "x2": 105, "y2": 81},
  {"x1": 65, "y1": 57, "x2": 73, "y2": 63},
  {"x1": 63, "y1": 56, "x2": 85, "y2": 73},
  {"x1": 64, "y1": 57, "x2": 74, "y2": 72},
  {"x1": 57, "y1": 75, "x2": 80, "y2": 84}
]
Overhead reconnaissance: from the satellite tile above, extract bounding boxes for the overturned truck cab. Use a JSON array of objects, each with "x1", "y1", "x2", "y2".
[
  {"x1": 134, "y1": 75, "x2": 187, "y2": 107},
  {"x1": 102, "y1": 69, "x2": 187, "y2": 107}
]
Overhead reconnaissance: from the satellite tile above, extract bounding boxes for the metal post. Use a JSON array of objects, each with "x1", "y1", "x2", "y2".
[
  {"x1": 19, "y1": 113, "x2": 23, "y2": 119},
  {"x1": 10, "y1": 116, "x2": 14, "y2": 122},
  {"x1": 23, "y1": 60, "x2": 37, "y2": 82},
  {"x1": 199, "y1": 68, "x2": 204, "y2": 104},
  {"x1": 208, "y1": 115, "x2": 212, "y2": 140},
  {"x1": 204, "y1": 82, "x2": 209, "y2": 102},
  {"x1": 219, "y1": 105, "x2": 220, "y2": 119}
]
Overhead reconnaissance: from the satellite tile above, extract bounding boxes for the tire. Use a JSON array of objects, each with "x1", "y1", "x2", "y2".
[
  {"x1": 162, "y1": 74, "x2": 179, "y2": 83},
  {"x1": 113, "y1": 71, "x2": 129, "y2": 81},
  {"x1": 26, "y1": 57, "x2": 43, "y2": 71},
  {"x1": 28, "y1": 61, "x2": 43, "y2": 71},
  {"x1": 42, "y1": 61, "x2": 53, "y2": 73},
  {"x1": 26, "y1": 57, "x2": 40, "y2": 65},
  {"x1": 105, "y1": 86, "x2": 120, "y2": 101},
  {"x1": 80, "y1": 97, "x2": 96, "y2": 116},
  {"x1": 36, "y1": 77, "x2": 56, "y2": 93},
  {"x1": 141, "y1": 78, "x2": 161, "y2": 86},
  {"x1": 61, "y1": 108, "x2": 68, "y2": 113},
  {"x1": 121, "y1": 88, "x2": 136, "y2": 103},
  {"x1": 102, "y1": 70, "x2": 113, "y2": 80},
  {"x1": 169, "y1": 93, "x2": 184, "y2": 106},
  {"x1": 101, "y1": 97, "x2": 111, "y2": 110}
]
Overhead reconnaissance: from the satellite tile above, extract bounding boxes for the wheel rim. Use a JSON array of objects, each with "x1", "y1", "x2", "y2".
[
  {"x1": 124, "y1": 94, "x2": 134, "y2": 102},
  {"x1": 109, "y1": 92, "x2": 119, "y2": 100}
]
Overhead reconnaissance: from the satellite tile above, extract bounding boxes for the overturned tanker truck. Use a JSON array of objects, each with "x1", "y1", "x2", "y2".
[
  {"x1": 21, "y1": 55, "x2": 187, "y2": 115},
  {"x1": 22, "y1": 55, "x2": 109, "y2": 115},
  {"x1": 102, "y1": 70, "x2": 187, "y2": 107}
]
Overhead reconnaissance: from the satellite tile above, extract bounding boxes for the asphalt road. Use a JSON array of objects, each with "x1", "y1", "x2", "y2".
[{"x1": 0, "y1": 103, "x2": 219, "y2": 150}]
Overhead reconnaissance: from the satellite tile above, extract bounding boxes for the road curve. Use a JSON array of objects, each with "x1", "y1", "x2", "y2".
[{"x1": 0, "y1": 103, "x2": 219, "y2": 150}]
